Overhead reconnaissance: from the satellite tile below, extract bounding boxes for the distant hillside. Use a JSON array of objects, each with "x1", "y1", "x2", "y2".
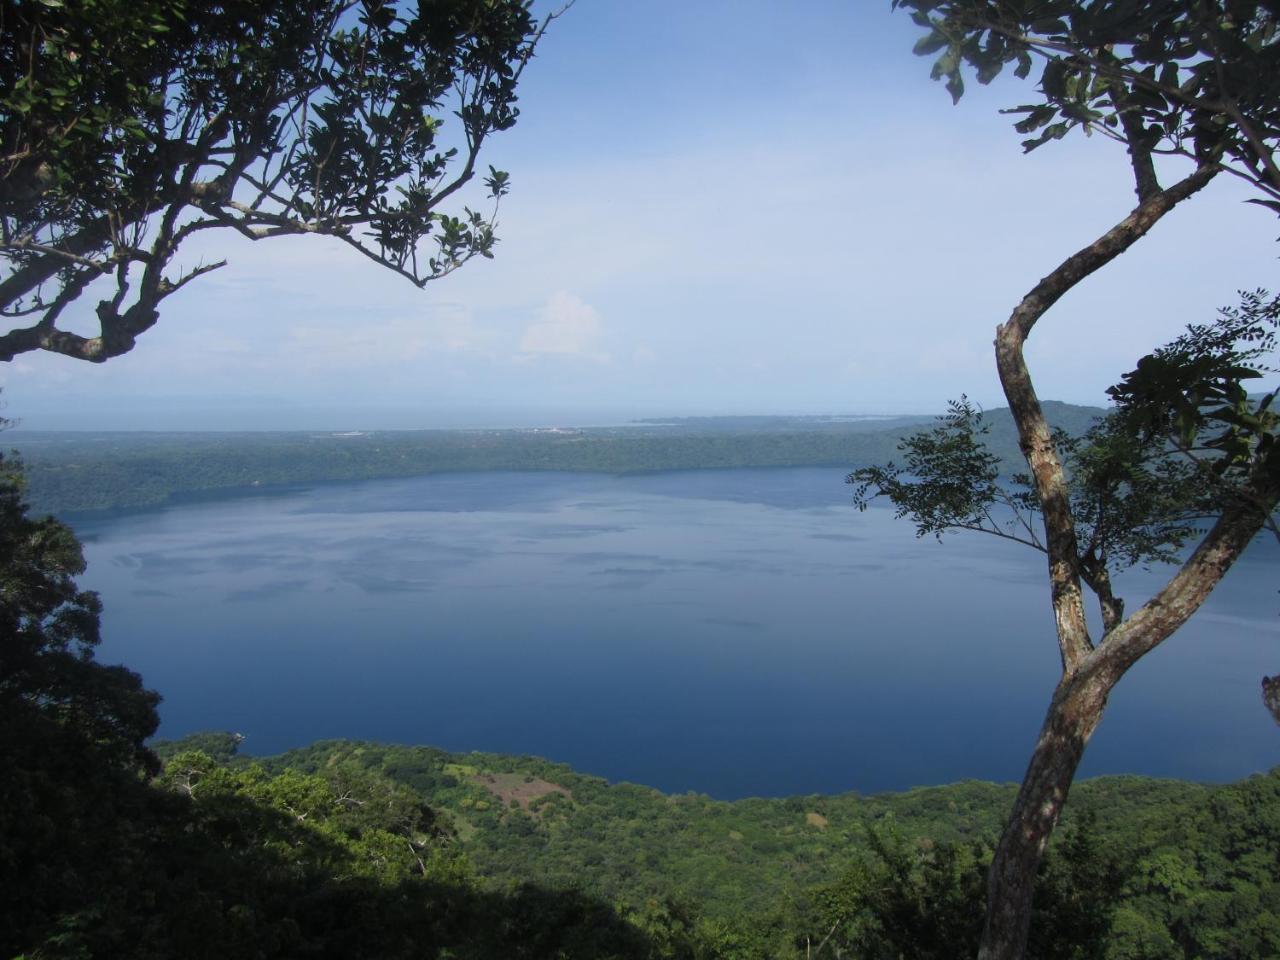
[{"x1": 7, "y1": 402, "x2": 1105, "y2": 516}]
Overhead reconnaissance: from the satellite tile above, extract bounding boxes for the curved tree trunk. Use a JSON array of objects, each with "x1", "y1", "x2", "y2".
[{"x1": 977, "y1": 165, "x2": 1223, "y2": 960}]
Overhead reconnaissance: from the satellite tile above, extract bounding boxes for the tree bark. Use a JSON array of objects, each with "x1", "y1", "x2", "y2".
[
  {"x1": 994, "y1": 165, "x2": 1218, "y2": 674},
  {"x1": 978, "y1": 665, "x2": 1116, "y2": 960},
  {"x1": 978, "y1": 165, "x2": 1224, "y2": 960},
  {"x1": 979, "y1": 473, "x2": 1278, "y2": 959}
]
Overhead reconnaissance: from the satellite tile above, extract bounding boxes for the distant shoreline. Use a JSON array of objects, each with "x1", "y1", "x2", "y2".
[{"x1": 10, "y1": 403, "x2": 1104, "y2": 517}]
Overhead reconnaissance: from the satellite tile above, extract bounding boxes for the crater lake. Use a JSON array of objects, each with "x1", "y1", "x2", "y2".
[{"x1": 74, "y1": 467, "x2": 1279, "y2": 799}]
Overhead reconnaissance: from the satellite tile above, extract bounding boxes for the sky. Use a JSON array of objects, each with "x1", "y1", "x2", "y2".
[{"x1": 4, "y1": 0, "x2": 1278, "y2": 431}]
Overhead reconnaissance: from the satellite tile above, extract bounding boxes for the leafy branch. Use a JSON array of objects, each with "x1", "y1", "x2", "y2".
[{"x1": 0, "y1": 0, "x2": 572, "y2": 363}]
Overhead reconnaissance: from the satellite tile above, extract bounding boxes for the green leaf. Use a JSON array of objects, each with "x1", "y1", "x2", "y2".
[
  {"x1": 913, "y1": 31, "x2": 949, "y2": 56},
  {"x1": 1030, "y1": 18, "x2": 1070, "y2": 35},
  {"x1": 1041, "y1": 59, "x2": 1070, "y2": 98}
]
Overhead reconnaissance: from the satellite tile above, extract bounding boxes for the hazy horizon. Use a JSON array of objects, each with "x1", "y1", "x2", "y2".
[{"x1": 4, "y1": 398, "x2": 1097, "y2": 434}]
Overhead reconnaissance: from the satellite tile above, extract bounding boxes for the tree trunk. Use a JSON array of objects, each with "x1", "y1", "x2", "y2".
[
  {"x1": 977, "y1": 478, "x2": 1278, "y2": 959},
  {"x1": 977, "y1": 665, "x2": 1115, "y2": 960},
  {"x1": 978, "y1": 166, "x2": 1219, "y2": 960}
]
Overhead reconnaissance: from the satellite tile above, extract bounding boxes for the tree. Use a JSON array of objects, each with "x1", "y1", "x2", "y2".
[
  {"x1": 857, "y1": 2, "x2": 1280, "y2": 957},
  {"x1": 800, "y1": 819, "x2": 1121, "y2": 960},
  {"x1": 0, "y1": 442, "x2": 159, "y2": 774},
  {"x1": 0, "y1": 0, "x2": 567, "y2": 363},
  {"x1": 0, "y1": 436, "x2": 164, "y2": 954}
]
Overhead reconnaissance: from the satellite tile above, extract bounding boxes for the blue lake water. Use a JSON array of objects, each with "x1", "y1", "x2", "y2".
[{"x1": 74, "y1": 467, "x2": 1280, "y2": 799}]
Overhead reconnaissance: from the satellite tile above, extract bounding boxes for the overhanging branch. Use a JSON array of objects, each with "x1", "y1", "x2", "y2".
[{"x1": 2, "y1": 0, "x2": 562, "y2": 364}]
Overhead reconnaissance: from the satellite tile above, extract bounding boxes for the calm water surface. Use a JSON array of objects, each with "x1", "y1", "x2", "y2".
[{"x1": 74, "y1": 468, "x2": 1279, "y2": 799}]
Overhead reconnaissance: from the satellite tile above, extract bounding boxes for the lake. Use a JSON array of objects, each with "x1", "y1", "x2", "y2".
[{"x1": 74, "y1": 467, "x2": 1279, "y2": 799}]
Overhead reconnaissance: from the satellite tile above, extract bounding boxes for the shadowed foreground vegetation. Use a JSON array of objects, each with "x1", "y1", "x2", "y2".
[{"x1": 36, "y1": 732, "x2": 1258, "y2": 960}]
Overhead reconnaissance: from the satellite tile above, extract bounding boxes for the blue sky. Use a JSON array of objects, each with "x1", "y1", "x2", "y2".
[{"x1": 4, "y1": 0, "x2": 1278, "y2": 430}]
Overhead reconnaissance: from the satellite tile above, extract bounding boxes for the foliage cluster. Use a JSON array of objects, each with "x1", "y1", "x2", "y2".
[
  {"x1": 850, "y1": 396, "x2": 1214, "y2": 566},
  {"x1": 802, "y1": 819, "x2": 1121, "y2": 960},
  {"x1": 0, "y1": 0, "x2": 553, "y2": 362},
  {"x1": 258, "y1": 738, "x2": 1280, "y2": 960},
  {"x1": 1107, "y1": 288, "x2": 1280, "y2": 469},
  {"x1": 852, "y1": 294, "x2": 1280, "y2": 633},
  {"x1": 6, "y1": 738, "x2": 696, "y2": 959},
  {"x1": 0, "y1": 446, "x2": 161, "y2": 952},
  {"x1": 895, "y1": 0, "x2": 1280, "y2": 205}
]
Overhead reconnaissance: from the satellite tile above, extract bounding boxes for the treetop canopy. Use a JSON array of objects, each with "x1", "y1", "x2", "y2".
[
  {"x1": 895, "y1": 0, "x2": 1280, "y2": 205},
  {"x1": 0, "y1": 0, "x2": 555, "y2": 362}
]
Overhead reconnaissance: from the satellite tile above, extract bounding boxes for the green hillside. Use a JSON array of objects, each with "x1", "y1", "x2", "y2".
[
  {"x1": 8, "y1": 403, "x2": 1102, "y2": 516},
  {"x1": 145, "y1": 734, "x2": 1280, "y2": 960}
]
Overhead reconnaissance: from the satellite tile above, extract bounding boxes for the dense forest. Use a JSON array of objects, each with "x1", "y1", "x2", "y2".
[
  {"x1": 8, "y1": 403, "x2": 1100, "y2": 517},
  {"x1": 111, "y1": 732, "x2": 1278, "y2": 960}
]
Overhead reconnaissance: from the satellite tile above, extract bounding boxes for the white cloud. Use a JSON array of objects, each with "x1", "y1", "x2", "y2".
[{"x1": 518, "y1": 292, "x2": 609, "y2": 362}]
